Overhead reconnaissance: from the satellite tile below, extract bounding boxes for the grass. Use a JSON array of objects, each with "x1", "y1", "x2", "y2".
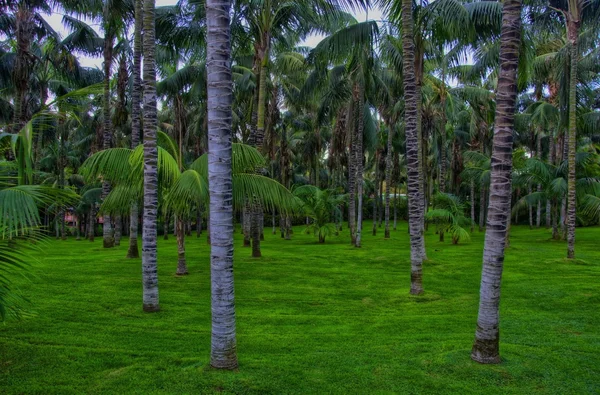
[{"x1": 1, "y1": 221, "x2": 599, "y2": 394}]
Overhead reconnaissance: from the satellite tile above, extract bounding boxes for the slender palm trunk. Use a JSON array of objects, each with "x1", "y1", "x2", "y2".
[
  {"x1": 472, "y1": 0, "x2": 522, "y2": 363},
  {"x1": 471, "y1": 180, "x2": 476, "y2": 233},
  {"x1": 127, "y1": 0, "x2": 143, "y2": 259},
  {"x1": 566, "y1": 10, "x2": 579, "y2": 259},
  {"x1": 206, "y1": 0, "x2": 237, "y2": 369},
  {"x1": 141, "y1": 0, "x2": 159, "y2": 312},
  {"x1": 373, "y1": 151, "x2": 379, "y2": 236},
  {"x1": 479, "y1": 186, "x2": 486, "y2": 232},
  {"x1": 393, "y1": 185, "x2": 398, "y2": 231},
  {"x1": 114, "y1": 215, "x2": 122, "y2": 245},
  {"x1": 528, "y1": 184, "x2": 533, "y2": 229},
  {"x1": 354, "y1": 83, "x2": 365, "y2": 248},
  {"x1": 401, "y1": 0, "x2": 424, "y2": 294},
  {"x1": 102, "y1": 30, "x2": 115, "y2": 249},
  {"x1": 88, "y1": 207, "x2": 95, "y2": 242},
  {"x1": 347, "y1": 100, "x2": 357, "y2": 244},
  {"x1": 176, "y1": 216, "x2": 188, "y2": 275},
  {"x1": 197, "y1": 207, "x2": 202, "y2": 237},
  {"x1": 384, "y1": 124, "x2": 394, "y2": 238}
]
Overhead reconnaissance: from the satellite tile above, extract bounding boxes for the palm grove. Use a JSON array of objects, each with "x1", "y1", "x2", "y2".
[{"x1": 1, "y1": 0, "x2": 599, "y2": 369}]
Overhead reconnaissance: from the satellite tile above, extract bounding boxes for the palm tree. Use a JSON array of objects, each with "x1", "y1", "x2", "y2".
[
  {"x1": 141, "y1": 0, "x2": 159, "y2": 313},
  {"x1": 425, "y1": 193, "x2": 471, "y2": 244},
  {"x1": 471, "y1": 0, "x2": 522, "y2": 364},
  {"x1": 206, "y1": 0, "x2": 237, "y2": 370},
  {"x1": 294, "y1": 185, "x2": 345, "y2": 243},
  {"x1": 400, "y1": 0, "x2": 424, "y2": 295}
]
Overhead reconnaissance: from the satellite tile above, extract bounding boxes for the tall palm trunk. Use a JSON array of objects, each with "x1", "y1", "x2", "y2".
[
  {"x1": 88, "y1": 207, "x2": 96, "y2": 242},
  {"x1": 354, "y1": 82, "x2": 365, "y2": 248},
  {"x1": 206, "y1": 0, "x2": 237, "y2": 369},
  {"x1": 373, "y1": 150, "x2": 379, "y2": 236},
  {"x1": 141, "y1": 0, "x2": 159, "y2": 313},
  {"x1": 401, "y1": 0, "x2": 424, "y2": 294},
  {"x1": 384, "y1": 122, "x2": 394, "y2": 238},
  {"x1": 566, "y1": 5, "x2": 579, "y2": 259},
  {"x1": 127, "y1": 0, "x2": 143, "y2": 259},
  {"x1": 102, "y1": 30, "x2": 115, "y2": 248},
  {"x1": 347, "y1": 100, "x2": 357, "y2": 244},
  {"x1": 471, "y1": 0, "x2": 522, "y2": 363}
]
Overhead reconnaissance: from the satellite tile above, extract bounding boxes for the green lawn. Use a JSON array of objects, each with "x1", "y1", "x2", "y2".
[{"x1": 1, "y1": 222, "x2": 599, "y2": 394}]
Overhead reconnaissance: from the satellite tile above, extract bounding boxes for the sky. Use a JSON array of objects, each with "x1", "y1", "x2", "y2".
[{"x1": 44, "y1": 1, "x2": 384, "y2": 69}]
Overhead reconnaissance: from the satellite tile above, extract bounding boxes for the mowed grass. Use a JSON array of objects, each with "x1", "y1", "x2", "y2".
[{"x1": 1, "y1": 221, "x2": 599, "y2": 394}]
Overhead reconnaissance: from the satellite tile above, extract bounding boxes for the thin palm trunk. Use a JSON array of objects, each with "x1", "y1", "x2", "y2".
[
  {"x1": 176, "y1": 216, "x2": 188, "y2": 275},
  {"x1": 206, "y1": 0, "x2": 237, "y2": 369},
  {"x1": 12, "y1": 4, "x2": 34, "y2": 134},
  {"x1": 528, "y1": 184, "x2": 533, "y2": 229},
  {"x1": 114, "y1": 215, "x2": 122, "y2": 245},
  {"x1": 88, "y1": 207, "x2": 95, "y2": 242},
  {"x1": 127, "y1": 0, "x2": 143, "y2": 259},
  {"x1": 471, "y1": 180, "x2": 476, "y2": 233},
  {"x1": 141, "y1": 0, "x2": 159, "y2": 313},
  {"x1": 471, "y1": 0, "x2": 522, "y2": 363},
  {"x1": 566, "y1": 6, "x2": 579, "y2": 258},
  {"x1": 102, "y1": 27, "x2": 115, "y2": 249},
  {"x1": 384, "y1": 121, "x2": 394, "y2": 238},
  {"x1": 347, "y1": 100, "x2": 357, "y2": 245},
  {"x1": 354, "y1": 83, "x2": 365, "y2": 248},
  {"x1": 479, "y1": 186, "x2": 486, "y2": 232},
  {"x1": 401, "y1": 0, "x2": 424, "y2": 294}
]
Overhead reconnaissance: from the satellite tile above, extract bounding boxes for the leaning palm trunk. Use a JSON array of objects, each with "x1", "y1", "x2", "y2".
[
  {"x1": 176, "y1": 217, "x2": 188, "y2": 275},
  {"x1": 566, "y1": 7, "x2": 579, "y2": 258},
  {"x1": 401, "y1": 0, "x2": 424, "y2": 294},
  {"x1": 472, "y1": 0, "x2": 522, "y2": 364},
  {"x1": 206, "y1": 0, "x2": 238, "y2": 370},
  {"x1": 141, "y1": 0, "x2": 159, "y2": 313},
  {"x1": 128, "y1": 0, "x2": 143, "y2": 259}
]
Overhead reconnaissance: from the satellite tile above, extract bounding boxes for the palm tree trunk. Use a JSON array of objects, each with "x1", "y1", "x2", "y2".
[
  {"x1": 127, "y1": 0, "x2": 143, "y2": 259},
  {"x1": 472, "y1": 0, "x2": 522, "y2": 364},
  {"x1": 566, "y1": 10, "x2": 579, "y2": 259},
  {"x1": 373, "y1": 151, "x2": 379, "y2": 236},
  {"x1": 141, "y1": 0, "x2": 159, "y2": 313},
  {"x1": 354, "y1": 83, "x2": 365, "y2": 248},
  {"x1": 471, "y1": 180, "x2": 476, "y2": 233},
  {"x1": 393, "y1": 185, "x2": 398, "y2": 231},
  {"x1": 384, "y1": 121, "x2": 394, "y2": 238},
  {"x1": 528, "y1": 184, "x2": 533, "y2": 229},
  {"x1": 12, "y1": 4, "x2": 34, "y2": 134},
  {"x1": 479, "y1": 186, "x2": 486, "y2": 232},
  {"x1": 242, "y1": 203, "x2": 251, "y2": 246},
  {"x1": 88, "y1": 207, "x2": 95, "y2": 242},
  {"x1": 401, "y1": 0, "x2": 424, "y2": 294},
  {"x1": 114, "y1": 215, "x2": 122, "y2": 246},
  {"x1": 347, "y1": 100, "x2": 357, "y2": 245},
  {"x1": 176, "y1": 216, "x2": 188, "y2": 275},
  {"x1": 206, "y1": 0, "x2": 238, "y2": 369},
  {"x1": 102, "y1": 29, "x2": 115, "y2": 249}
]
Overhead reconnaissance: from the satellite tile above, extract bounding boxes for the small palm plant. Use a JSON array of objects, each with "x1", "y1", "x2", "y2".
[
  {"x1": 293, "y1": 185, "x2": 346, "y2": 243},
  {"x1": 425, "y1": 193, "x2": 472, "y2": 244}
]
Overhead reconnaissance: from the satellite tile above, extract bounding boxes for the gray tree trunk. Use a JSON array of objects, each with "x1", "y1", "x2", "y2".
[
  {"x1": 471, "y1": 0, "x2": 522, "y2": 364},
  {"x1": 176, "y1": 216, "x2": 188, "y2": 275},
  {"x1": 141, "y1": 0, "x2": 159, "y2": 313},
  {"x1": 401, "y1": 0, "x2": 424, "y2": 294},
  {"x1": 206, "y1": 0, "x2": 238, "y2": 369}
]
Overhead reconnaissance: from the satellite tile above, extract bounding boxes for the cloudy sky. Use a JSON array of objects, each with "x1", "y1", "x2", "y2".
[{"x1": 43, "y1": 1, "x2": 384, "y2": 69}]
